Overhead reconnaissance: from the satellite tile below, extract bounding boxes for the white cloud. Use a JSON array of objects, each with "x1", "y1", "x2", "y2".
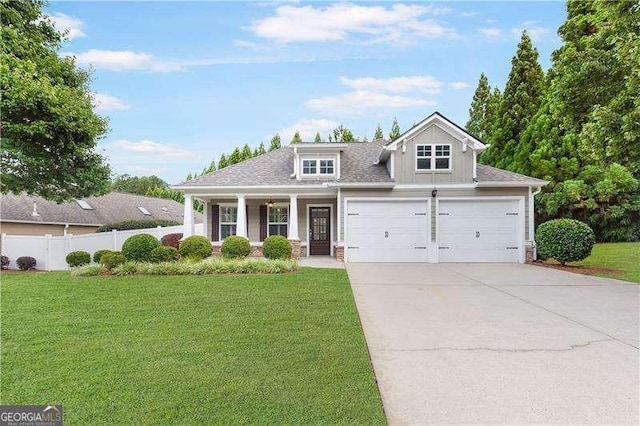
[
  {"x1": 479, "y1": 27, "x2": 502, "y2": 37},
  {"x1": 48, "y1": 12, "x2": 86, "y2": 40},
  {"x1": 107, "y1": 140, "x2": 196, "y2": 158},
  {"x1": 512, "y1": 23, "x2": 550, "y2": 40},
  {"x1": 125, "y1": 166, "x2": 170, "y2": 175},
  {"x1": 69, "y1": 49, "x2": 183, "y2": 72},
  {"x1": 460, "y1": 11, "x2": 479, "y2": 17},
  {"x1": 340, "y1": 75, "x2": 442, "y2": 94},
  {"x1": 276, "y1": 118, "x2": 339, "y2": 142},
  {"x1": 248, "y1": 3, "x2": 457, "y2": 44},
  {"x1": 450, "y1": 82, "x2": 470, "y2": 89},
  {"x1": 93, "y1": 93, "x2": 130, "y2": 112},
  {"x1": 306, "y1": 90, "x2": 434, "y2": 116}
]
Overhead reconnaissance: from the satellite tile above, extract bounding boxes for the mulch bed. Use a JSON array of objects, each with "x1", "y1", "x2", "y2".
[{"x1": 531, "y1": 261, "x2": 622, "y2": 278}]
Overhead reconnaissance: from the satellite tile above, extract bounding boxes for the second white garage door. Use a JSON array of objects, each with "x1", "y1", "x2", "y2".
[
  {"x1": 437, "y1": 199, "x2": 522, "y2": 263},
  {"x1": 346, "y1": 200, "x2": 429, "y2": 263}
]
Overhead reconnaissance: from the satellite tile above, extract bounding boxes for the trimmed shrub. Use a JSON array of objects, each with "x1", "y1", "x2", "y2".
[
  {"x1": 16, "y1": 256, "x2": 36, "y2": 270},
  {"x1": 150, "y1": 246, "x2": 180, "y2": 263},
  {"x1": 122, "y1": 233, "x2": 160, "y2": 262},
  {"x1": 536, "y1": 219, "x2": 596, "y2": 264},
  {"x1": 93, "y1": 249, "x2": 112, "y2": 263},
  {"x1": 262, "y1": 235, "x2": 292, "y2": 259},
  {"x1": 96, "y1": 219, "x2": 180, "y2": 233},
  {"x1": 161, "y1": 233, "x2": 183, "y2": 249},
  {"x1": 1, "y1": 255, "x2": 9, "y2": 270},
  {"x1": 220, "y1": 235, "x2": 250, "y2": 259},
  {"x1": 179, "y1": 235, "x2": 213, "y2": 261},
  {"x1": 66, "y1": 251, "x2": 91, "y2": 267},
  {"x1": 100, "y1": 251, "x2": 127, "y2": 270}
]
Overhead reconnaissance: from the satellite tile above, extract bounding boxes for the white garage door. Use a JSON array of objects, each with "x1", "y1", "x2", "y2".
[
  {"x1": 346, "y1": 200, "x2": 429, "y2": 263},
  {"x1": 438, "y1": 199, "x2": 522, "y2": 263}
]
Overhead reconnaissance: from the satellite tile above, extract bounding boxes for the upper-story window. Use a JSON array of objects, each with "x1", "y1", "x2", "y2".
[
  {"x1": 416, "y1": 144, "x2": 451, "y2": 171},
  {"x1": 302, "y1": 159, "x2": 335, "y2": 176}
]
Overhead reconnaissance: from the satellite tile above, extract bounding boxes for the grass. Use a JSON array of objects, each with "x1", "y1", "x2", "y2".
[
  {"x1": 1, "y1": 268, "x2": 385, "y2": 424},
  {"x1": 572, "y1": 242, "x2": 640, "y2": 283}
]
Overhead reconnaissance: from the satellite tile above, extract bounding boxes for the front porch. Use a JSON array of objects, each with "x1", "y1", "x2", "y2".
[{"x1": 182, "y1": 193, "x2": 344, "y2": 261}]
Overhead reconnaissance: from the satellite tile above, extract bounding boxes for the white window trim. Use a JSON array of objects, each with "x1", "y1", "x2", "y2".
[
  {"x1": 415, "y1": 143, "x2": 452, "y2": 172},
  {"x1": 301, "y1": 158, "x2": 336, "y2": 177},
  {"x1": 219, "y1": 204, "x2": 237, "y2": 241},
  {"x1": 267, "y1": 203, "x2": 289, "y2": 237}
]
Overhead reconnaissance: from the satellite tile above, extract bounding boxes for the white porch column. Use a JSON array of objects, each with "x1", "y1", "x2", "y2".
[
  {"x1": 202, "y1": 200, "x2": 210, "y2": 239},
  {"x1": 288, "y1": 194, "x2": 299, "y2": 240},
  {"x1": 183, "y1": 194, "x2": 194, "y2": 237},
  {"x1": 236, "y1": 195, "x2": 247, "y2": 238}
]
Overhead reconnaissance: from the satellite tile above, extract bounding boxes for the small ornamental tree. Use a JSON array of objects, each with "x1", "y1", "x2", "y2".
[
  {"x1": 161, "y1": 233, "x2": 183, "y2": 249},
  {"x1": 536, "y1": 219, "x2": 596, "y2": 264},
  {"x1": 122, "y1": 234, "x2": 161, "y2": 262}
]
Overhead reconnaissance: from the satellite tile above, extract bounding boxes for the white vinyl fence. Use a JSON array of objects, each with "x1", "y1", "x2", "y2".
[{"x1": 1, "y1": 224, "x2": 204, "y2": 271}]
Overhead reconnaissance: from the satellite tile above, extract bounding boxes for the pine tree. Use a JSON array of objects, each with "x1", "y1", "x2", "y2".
[
  {"x1": 228, "y1": 147, "x2": 242, "y2": 165},
  {"x1": 257, "y1": 142, "x2": 267, "y2": 155},
  {"x1": 314, "y1": 132, "x2": 322, "y2": 143},
  {"x1": 291, "y1": 131, "x2": 302, "y2": 144},
  {"x1": 218, "y1": 153, "x2": 229, "y2": 169},
  {"x1": 329, "y1": 125, "x2": 355, "y2": 142},
  {"x1": 240, "y1": 143, "x2": 253, "y2": 161},
  {"x1": 466, "y1": 73, "x2": 491, "y2": 140},
  {"x1": 374, "y1": 124, "x2": 384, "y2": 140},
  {"x1": 389, "y1": 117, "x2": 401, "y2": 141},
  {"x1": 483, "y1": 31, "x2": 544, "y2": 169},
  {"x1": 269, "y1": 134, "x2": 281, "y2": 151}
]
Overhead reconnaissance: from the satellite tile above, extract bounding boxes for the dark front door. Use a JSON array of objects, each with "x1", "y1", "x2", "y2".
[{"x1": 309, "y1": 207, "x2": 331, "y2": 255}]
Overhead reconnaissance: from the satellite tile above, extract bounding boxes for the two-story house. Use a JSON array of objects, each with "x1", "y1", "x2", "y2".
[{"x1": 172, "y1": 112, "x2": 547, "y2": 263}]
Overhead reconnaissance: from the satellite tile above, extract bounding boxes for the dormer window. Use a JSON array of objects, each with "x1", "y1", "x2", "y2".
[
  {"x1": 416, "y1": 144, "x2": 451, "y2": 171},
  {"x1": 301, "y1": 159, "x2": 335, "y2": 176}
]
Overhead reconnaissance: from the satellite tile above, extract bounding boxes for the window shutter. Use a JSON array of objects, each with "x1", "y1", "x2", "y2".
[
  {"x1": 211, "y1": 204, "x2": 219, "y2": 241},
  {"x1": 259, "y1": 205, "x2": 267, "y2": 241},
  {"x1": 246, "y1": 205, "x2": 249, "y2": 236}
]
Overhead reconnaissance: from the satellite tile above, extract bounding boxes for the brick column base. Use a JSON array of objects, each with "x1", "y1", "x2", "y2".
[
  {"x1": 290, "y1": 240, "x2": 301, "y2": 260},
  {"x1": 334, "y1": 245, "x2": 344, "y2": 262},
  {"x1": 525, "y1": 245, "x2": 534, "y2": 263}
]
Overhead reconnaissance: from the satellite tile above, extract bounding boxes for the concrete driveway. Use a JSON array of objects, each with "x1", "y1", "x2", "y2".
[{"x1": 347, "y1": 263, "x2": 639, "y2": 424}]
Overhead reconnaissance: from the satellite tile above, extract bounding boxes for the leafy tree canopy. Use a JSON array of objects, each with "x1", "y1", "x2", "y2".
[{"x1": 111, "y1": 174, "x2": 169, "y2": 195}]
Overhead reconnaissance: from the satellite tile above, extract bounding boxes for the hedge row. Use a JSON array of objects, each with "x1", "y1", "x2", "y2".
[{"x1": 96, "y1": 220, "x2": 181, "y2": 233}]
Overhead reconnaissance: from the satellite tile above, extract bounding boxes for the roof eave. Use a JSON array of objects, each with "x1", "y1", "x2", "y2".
[
  {"x1": 324, "y1": 182, "x2": 395, "y2": 189},
  {"x1": 477, "y1": 181, "x2": 549, "y2": 188}
]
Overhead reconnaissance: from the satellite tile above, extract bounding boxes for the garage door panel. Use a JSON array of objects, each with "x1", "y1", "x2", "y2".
[
  {"x1": 346, "y1": 200, "x2": 429, "y2": 263},
  {"x1": 438, "y1": 199, "x2": 521, "y2": 263}
]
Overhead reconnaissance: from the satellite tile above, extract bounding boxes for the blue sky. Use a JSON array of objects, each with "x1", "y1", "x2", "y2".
[{"x1": 47, "y1": 1, "x2": 567, "y2": 184}]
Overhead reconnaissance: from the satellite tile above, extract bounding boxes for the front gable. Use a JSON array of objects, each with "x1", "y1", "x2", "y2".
[{"x1": 380, "y1": 112, "x2": 486, "y2": 185}]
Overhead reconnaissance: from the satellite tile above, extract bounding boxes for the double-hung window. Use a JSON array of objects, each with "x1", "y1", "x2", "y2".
[
  {"x1": 301, "y1": 159, "x2": 335, "y2": 176},
  {"x1": 268, "y1": 206, "x2": 288, "y2": 237},
  {"x1": 219, "y1": 206, "x2": 237, "y2": 240},
  {"x1": 416, "y1": 144, "x2": 451, "y2": 171}
]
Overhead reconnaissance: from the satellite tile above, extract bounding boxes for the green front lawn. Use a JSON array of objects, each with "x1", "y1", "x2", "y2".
[
  {"x1": 572, "y1": 242, "x2": 640, "y2": 283},
  {"x1": 1, "y1": 269, "x2": 385, "y2": 424}
]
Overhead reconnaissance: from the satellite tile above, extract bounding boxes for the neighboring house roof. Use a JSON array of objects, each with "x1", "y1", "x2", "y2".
[
  {"x1": 0, "y1": 192, "x2": 201, "y2": 226},
  {"x1": 176, "y1": 138, "x2": 392, "y2": 187}
]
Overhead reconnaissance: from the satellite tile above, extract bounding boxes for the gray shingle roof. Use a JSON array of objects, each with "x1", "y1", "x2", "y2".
[
  {"x1": 172, "y1": 139, "x2": 546, "y2": 188},
  {"x1": 1, "y1": 192, "x2": 202, "y2": 225},
  {"x1": 175, "y1": 139, "x2": 392, "y2": 187},
  {"x1": 476, "y1": 164, "x2": 547, "y2": 184}
]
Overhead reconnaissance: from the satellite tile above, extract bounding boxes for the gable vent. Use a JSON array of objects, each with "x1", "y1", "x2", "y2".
[
  {"x1": 76, "y1": 200, "x2": 93, "y2": 210},
  {"x1": 137, "y1": 206, "x2": 151, "y2": 215}
]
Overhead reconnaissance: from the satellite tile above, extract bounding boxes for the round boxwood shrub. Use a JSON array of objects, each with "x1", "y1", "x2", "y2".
[
  {"x1": 122, "y1": 233, "x2": 160, "y2": 262},
  {"x1": 100, "y1": 251, "x2": 126, "y2": 270},
  {"x1": 262, "y1": 235, "x2": 292, "y2": 259},
  {"x1": 536, "y1": 219, "x2": 596, "y2": 264},
  {"x1": 66, "y1": 250, "x2": 91, "y2": 267},
  {"x1": 150, "y1": 246, "x2": 180, "y2": 263},
  {"x1": 1, "y1": 255, "x2": 9, "y2": 270},
  {"x1": 220, "y1": 235, "x2": 251, "y2": 259},
  {"x1": 93, "y1": 249, "x2": 112, "y2": 263},
  {"x1": 179, "y1": 235, "x2": 213, "y2": 261},
  {"x1": 16, "y1": 256, "x2": 36, "y2": 271},
  {"x1": 161, "y1": 233, "x2": 183, "y2": 249}
]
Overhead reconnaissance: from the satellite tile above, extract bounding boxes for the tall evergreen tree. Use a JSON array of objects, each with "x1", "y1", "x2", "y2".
[
  {"x1": 268, "y1": 134, "x2": 281, "y2": 151},
  {"x1": 256, "y1": 142, "x2": 267, "y2": 156},
  {"x1": 228, "y1": 147, "x2": 242, "y2": 165},
  {"x1": 389, "y1": 117, "x2": 401, "y2": 141},
  {"x1": 466, "y1": 73, "x2": 491, "y2": 140},
  {"x1": 329, "y1": 125, "x2": 355, "y2": 142},
  {"x1": 314, "y1": 132, "x2": 322, "y2": 143},
  {"x1": 240, "y1": 143, "x2": 253, "y2": 160},
  {"x1": 374, "y1": 124, "x2": 384, "y2": 140},
  {"x1": 483, "y1": 31, "x2": 544, "y2": 169},
  {"x1": 291, "y1": 131, "x2": 302, "y2": 144},
  {"x1": 217, "y1": 153, "x2": 229, "y2": 169}
]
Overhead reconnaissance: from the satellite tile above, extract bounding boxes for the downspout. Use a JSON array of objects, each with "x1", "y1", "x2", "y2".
[
  {"x1": 530, "y1": 186, "x2": 542, "y2": 260},
  {"x1": 290, "y1": 146, "x2": 298, "y2": 179}
]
